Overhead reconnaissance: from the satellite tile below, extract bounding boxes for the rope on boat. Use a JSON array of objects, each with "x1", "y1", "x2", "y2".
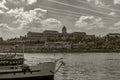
[{"x1": 54, "y1": 58, "x2": 65, "y2": 74}]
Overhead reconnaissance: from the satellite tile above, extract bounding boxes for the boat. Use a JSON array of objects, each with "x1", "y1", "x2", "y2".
[{"x1": 0, "y1": 53, "x2": 64, "y2": 80}]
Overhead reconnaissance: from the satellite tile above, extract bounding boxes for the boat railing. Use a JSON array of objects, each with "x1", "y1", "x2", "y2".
[
  {"x1": 55, "y1": 58, "x2": 63, "y2": 63},
  {"x1": 0, "y1": 53, "x2": 24, "y2": 60}
]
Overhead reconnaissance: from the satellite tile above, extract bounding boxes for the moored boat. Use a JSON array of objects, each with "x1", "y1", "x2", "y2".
[{"x1": 0, "y1": 53, "x2": 64, "y2": 80}]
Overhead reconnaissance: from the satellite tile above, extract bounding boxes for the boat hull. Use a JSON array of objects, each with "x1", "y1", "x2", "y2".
[
  {"x1": 0, "y1": 62, "x2": 56, "y2": 80},
  {"x1": 0, "y1": 75, "x2": 54, "y2": 80}
]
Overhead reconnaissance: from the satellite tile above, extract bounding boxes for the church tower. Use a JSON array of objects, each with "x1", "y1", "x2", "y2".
[{"x1": 62, "y1": 26, "x2": 67, "y2": 34}]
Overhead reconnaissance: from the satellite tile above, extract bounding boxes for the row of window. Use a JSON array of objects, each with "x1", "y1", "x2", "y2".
[{"x1": 0, "y1": 60, "x2": 23, "y2": 66}]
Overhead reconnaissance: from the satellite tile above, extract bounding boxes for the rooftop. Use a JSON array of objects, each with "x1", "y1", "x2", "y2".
[
  {"x1": 107, "y1": 33, "x2": 120, "y2": 35},
  {"x1": 43, "y1": 30, "x2": 59, "y2": 34}
]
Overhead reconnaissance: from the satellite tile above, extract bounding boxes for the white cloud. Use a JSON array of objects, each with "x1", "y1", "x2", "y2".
[
  {"x1": 27, "y1": 0, "x2": 37, "y2": 5},
  {"x1": 87, "y1": 0, "x2": 111, "y2": 7},
  {"x1": 0, "y1": 23, "x2": 27, "y2": 39},
  {"x1": 0, "y1": 23, "x2": 13, "y2": 30},
  {"x1": 41, "y1": 18, "x2": 63, "y2": 30},
  {"x1": 0, "y1": 0, "x2": 8, "y2": 10},
  {"x1": 109, "y1": 27, "x2": 120, "y2": 30},
  {"x1": 0, "y1": 10, "x2": 4, "y2": 13},
  {"x1": 114, "y1": 0, "x2": 120, "y2": 4},
  {"x1": 109, "y1": 21, "x2": 120, "y2": 30},
  {"x1": 109, "y1": 12, "x2": 117, "y2": 16},
  {"x1": 6, "y1": 7, "x2": 47, "y2": 30},
  {"x1": 87, "y1": 0, "x2": 104, "y2": 5},
  {"x1": 7, "y1": 0, "x2": 37, "y2": 5},
  {"x1": 75, "y1": 16, "x2": 105, "y2": 30},
  {"x1": 114, "y1": 21, "x2": 120, "y2": 26}
]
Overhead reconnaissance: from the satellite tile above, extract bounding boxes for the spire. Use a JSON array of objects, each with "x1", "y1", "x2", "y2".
[{"x1": 62, "y1": 25, "x2": 67, "y2": 34}]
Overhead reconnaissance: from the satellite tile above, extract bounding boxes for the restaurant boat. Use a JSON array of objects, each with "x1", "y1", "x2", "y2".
[{"x1": 0, "y1": 53, "x2": 64, "y2": 80}]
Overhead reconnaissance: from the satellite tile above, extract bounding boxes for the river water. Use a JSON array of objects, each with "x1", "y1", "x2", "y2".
[{"x1": 24, "y1": 53, "x2": 120, "y2": 80}]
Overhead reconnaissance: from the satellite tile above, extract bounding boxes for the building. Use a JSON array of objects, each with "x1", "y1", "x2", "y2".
[
  {"x1": 27, "y1": 32, "x2": 43, "y2": 41},
  {"x1": 0, "y1": 37, "x2": 3, "y2": 42},
  {"x1": 26, "y1": 26, "x2": 90, "y2": 42},
  {"x1": 72, "y1": 32, "x2": 86, "y2": 38},
  {"x1": 106, "y1": 33, "x2": 120, "y2": 38},
  {"x1": 42, "y1": 30, "x2": 59, "y2": 41},
  {"x1": 27, "y1": 30, "x2": 60, "y2": 42},
  {"x1": 27, "y1": 26, "x2": 68, "y2": 42}
]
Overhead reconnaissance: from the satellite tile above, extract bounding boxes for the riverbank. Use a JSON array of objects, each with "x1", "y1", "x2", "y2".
[{"x1": 1, "y1": 50, "x2": 120, "y2": 53}]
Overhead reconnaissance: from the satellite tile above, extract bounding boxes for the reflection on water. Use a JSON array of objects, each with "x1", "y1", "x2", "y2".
[{"x1": 24, "y1": 53, "x2": 120, "y2": 80}]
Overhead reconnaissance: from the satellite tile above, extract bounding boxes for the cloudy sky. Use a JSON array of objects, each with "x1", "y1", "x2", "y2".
[{"x1": 0, "y1": 0, "x2": 120, "y2": 39}]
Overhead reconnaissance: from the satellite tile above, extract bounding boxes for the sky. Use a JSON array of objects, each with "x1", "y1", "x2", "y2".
[{"x1": 0, "y1": 0, "x2": 120, "y2": 39}]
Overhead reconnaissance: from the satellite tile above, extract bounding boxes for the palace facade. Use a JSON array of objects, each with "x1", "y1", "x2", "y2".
[{"x1": 26, "y1": 26, "x2": 89, "y2": 42}]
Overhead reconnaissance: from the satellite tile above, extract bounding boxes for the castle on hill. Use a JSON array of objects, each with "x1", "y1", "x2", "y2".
[{"x1": 26, "y1": 26, "x2": 94, "y2": 42}]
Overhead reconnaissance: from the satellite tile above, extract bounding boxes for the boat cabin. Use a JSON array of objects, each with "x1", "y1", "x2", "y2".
[
  {"x1": 0, "y1": 59, "x2": 24, "y2": 66},
  {"x1": 0, "y1": 54, "x2": 24, "y2": 66}
]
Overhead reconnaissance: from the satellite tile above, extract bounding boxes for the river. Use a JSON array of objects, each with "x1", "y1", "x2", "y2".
[{"x1": 24, "y1": 53, "x2": 120, "y2": 80}]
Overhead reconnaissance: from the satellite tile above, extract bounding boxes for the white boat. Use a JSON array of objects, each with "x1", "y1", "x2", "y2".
[{"x1": 0, "y1": 53, "x2": 64, "y2": 80}]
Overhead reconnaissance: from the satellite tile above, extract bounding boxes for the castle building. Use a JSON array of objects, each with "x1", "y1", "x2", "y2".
[
  {"x1": 26, "y1": 26, "x2": 89, "y2": 42},
  {"x1": 7, "y1": 25, "x2": 93, "y2": 43}
]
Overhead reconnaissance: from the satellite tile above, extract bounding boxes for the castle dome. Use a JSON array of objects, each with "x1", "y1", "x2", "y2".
[{"x1": 62, "y1": 26, "x2": 67, "y2": 34}]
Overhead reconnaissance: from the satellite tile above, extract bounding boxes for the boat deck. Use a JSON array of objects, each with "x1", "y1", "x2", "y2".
[{"x1": 0, "y1": 75, "x2": 54, "y2": 80}]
